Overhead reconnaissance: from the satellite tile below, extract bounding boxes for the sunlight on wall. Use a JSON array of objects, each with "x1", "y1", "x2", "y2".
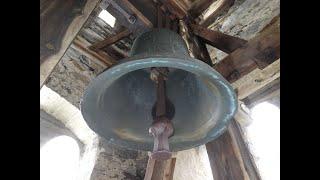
[
  {"x1": 40, "y1": 136, "x2": 80, "y2": 180},
  {"x1": 98, "y1": 9, "x2": 116, "y2": 27},
  {"x1": 247, "y1": 102, "x2": 280, "y2": 180}
]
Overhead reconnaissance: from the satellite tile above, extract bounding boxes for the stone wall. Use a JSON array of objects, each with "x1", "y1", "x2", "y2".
[
  {"x1": 206, "y1": 0, "x2": 280, "y2": 63},
  {"x1": 45, "y1": 45, "x2": 105, "y2": 108},
  {"x1": 90, "y1": 138, "x2": 148, "y2": 180}
]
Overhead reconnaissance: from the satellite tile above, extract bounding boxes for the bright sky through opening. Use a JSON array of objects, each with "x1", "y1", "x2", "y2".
[
  {"x1": 40, "y1": 136, "x2": 80, "y2": 180},
  {"x1": 98, "y1": 9, "x2": 116, "y2": 27},
  {"x1": 247, "y1": 102, "x2": 280, "y2": 180}
]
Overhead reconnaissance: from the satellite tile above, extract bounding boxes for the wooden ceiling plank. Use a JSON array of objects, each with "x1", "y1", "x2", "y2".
[
  {"x1": 89, "y1": 29, "x2": 131, "y2": 50},
  {"x1": 191, "y1": 23, "x2": 247, "y2": 54},
  {"x1": 200, "y1": 0, "x2": 235, "y2": 27},
  {"x1": 189, "y1": 0, "x2": 217, "y2": 18},
  {"x1": 213, "y1": 15, "x2": 280, "y2": 83},
  {"x1": 232, "y1": 59, "x2": 280, "y2": 100},
  {"x1": 120, "y1": 0, "x2": 153, "y2": 28},
  {"x1": 40, "y1": 0, "x2": 100, "y2": 88}
]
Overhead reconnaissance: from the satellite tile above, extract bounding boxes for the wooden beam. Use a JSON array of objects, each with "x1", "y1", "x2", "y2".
[
  {"x1": 158, "y1": 0, "x2": 188, "y2": 19},
  {"x1": 182, "y1": 16, "x2": 264, "y2": 180},
  {"x1": 40, "y1": 0, "x2": 100, "y2": 88},
  {"x1": 179, "y1": 20, "x2": 213, "y2": 66},
  {"x1": 200, "y1": 0, "x2": 235, "y2": 27},
  {"x1": 119, "y1": 0, "x2": 153, "y2": 28},
  {"x1": 232, "y1": 59, "x2": 280, "y2": 100},
  {"x1": 205, "y1": 122, "x2": 244, "y2": 180},
  {"x1": 73, "y1": 36, "x2": 117, "y2": 66},
  {"x1": 189, "y1": 0, "x2": 217, "y2": 18},
  {"x1": 144, "y1": 157, "x2": 176, "y2": 180},
  {"x1": 197, "y1": 38, "x2": 214, "y2": 66},
  {"x1": 214, "y1": 16, "x2": 280, "y2": 83},
  {"x1": 163, "y1": 158, "x2": 176, "y2": 180},
  {"x1": 206, "y1": 120, "x2": 261, "y2": 180},
  {"x1": 89, "y1": 29, "x2": 131, "y2": 50},
  {"x1": 191, "y1": 23, "x2": 247, "y2": 54},
  {"x1": 243, "y1": 79, "x2": 280, "y2": 108}
]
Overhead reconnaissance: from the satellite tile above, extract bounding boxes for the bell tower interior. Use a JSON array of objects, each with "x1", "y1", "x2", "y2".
[{"x1": 40, "y1": 0, "x2": 280, "y2": 179}]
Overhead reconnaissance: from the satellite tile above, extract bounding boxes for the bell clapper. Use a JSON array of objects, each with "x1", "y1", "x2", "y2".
[{"x1": 149, "y1": 67, "x2": 174, "y2": 160}]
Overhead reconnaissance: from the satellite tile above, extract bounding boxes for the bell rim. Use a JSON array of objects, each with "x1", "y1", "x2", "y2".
[{"x1": 81, "y1": 56, "x2": 238, "y2": 151}]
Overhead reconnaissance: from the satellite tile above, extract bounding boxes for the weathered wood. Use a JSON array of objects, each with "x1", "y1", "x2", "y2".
[
  {"x1": 159, "y1": 0, "x2": 187, "y2": 19},
  {"x1": 189, "y1": 0, "x2": 217, "y2": 18},
  {"x1": 163, "y1": 158, "x2": 176, "y2": 180},
  {"x1": 144, "y1": 157, "x2": 156, "y2": 180},
  {"x1": 214, "y1": 16, "x2": 280, "y2": 83},
  {"x1": 120, "y1": 0, "x2": 153, "y2": 28},
  {"x1": 191, "y1": 23, "x2": 247, "y2": 54},
  {"x1": 200, "y1": 0, "x2": 235, "y2": 27},
  {"x1": 206, "y1": 124, "x2": 244, "y2": 180},
  {"x1": 144, "y1": 157, "x2": 176, "y2": 180},
  {"x1": 228, "y1": 120, "x2": 261, "y2": 180},
  {"x1": 73, "y1": 36, "x2": 117, "y2": 66},
  {"x1": 232, "y1": 59, "x2": 280, "y2": 100},
  {"x1": 183, "y1": 15, "x2": 263, "y2": 180},
  {"x1": 89, "y1": 29, "x2": 131, "y2": 50},
  {"x1": 243, "y1": 77, "x2": 280, "y2": 108},
  {"x1": 179, "y1": 20, "x2": 213, "y2": 66},
  {"x1": 40, "y1": 0, "x2": 100, "y2": 87},
  {"x1": 197, "y1": 38, "x2": 214, "y2": 66},
  {"x1": 206, "y1": 120, "x2": 261, "y2": 180}
]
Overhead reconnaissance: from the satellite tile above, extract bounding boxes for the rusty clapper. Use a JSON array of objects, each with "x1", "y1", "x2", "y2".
[{"x1": 81, "y1": 29, "x2": 237, "y2": 160}]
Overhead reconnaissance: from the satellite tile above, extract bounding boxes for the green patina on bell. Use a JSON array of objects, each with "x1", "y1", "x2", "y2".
[{"x1": 81, "y1": 29, "x2": 237, "y2": 151}]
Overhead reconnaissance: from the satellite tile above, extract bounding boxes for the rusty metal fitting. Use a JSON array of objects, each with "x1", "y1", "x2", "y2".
[{"x1": 149, "y1": 117, "x2": 174, "y2": 160}]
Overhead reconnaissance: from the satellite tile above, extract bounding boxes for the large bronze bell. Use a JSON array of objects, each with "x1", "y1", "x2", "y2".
[{"x1": 81, "y1": 29, "x2": 237, "y2": 155}]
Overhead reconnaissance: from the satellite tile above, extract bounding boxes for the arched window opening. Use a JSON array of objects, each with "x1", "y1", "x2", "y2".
[
  {"x1": 247, "y1": 102, "x2": 280, "y2": 180},
  {"x1": 40, "y1": 135, "x2": 80, "y2": 180}
]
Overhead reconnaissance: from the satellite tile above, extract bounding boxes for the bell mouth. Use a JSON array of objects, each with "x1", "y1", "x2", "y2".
[{"x1": 81, "y1": 57, "x2": 237, "y2": 151}]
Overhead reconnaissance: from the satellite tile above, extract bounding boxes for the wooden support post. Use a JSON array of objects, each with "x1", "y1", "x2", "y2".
[
  {"x1": 89, "y1": 29, "x2": 131, "y2": 50},
  {"x1": 181, "y1": 16, "x2": 269, "y2": 180},
  {"x1": 163, "y1": 158, "x2": 176, "y2": 180},
  {"x1": 40, "y1": 0, "x2": 100, "y2": 88},
  {"x1": 214, "y1": 16, "x2": 280, "y2": 83},
  {"x1": 206, "y1": 120, "x2": 261, "y2": 180},
  {"x1": 191, "y1": 23, "x2": 247, "y2": 54},
  {"x1": 144, "y1": 157, "x2": 176, "y2": 180}
]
